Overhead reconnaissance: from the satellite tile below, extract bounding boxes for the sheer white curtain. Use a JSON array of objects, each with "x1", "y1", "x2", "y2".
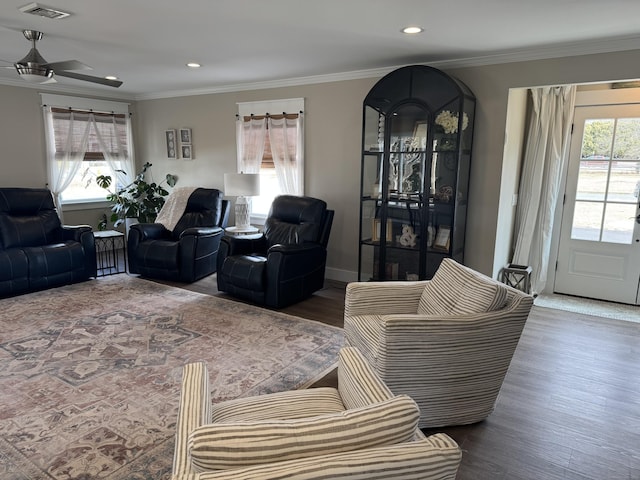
[
  {"x1": 236, "y1": 116, "x2": 266, "y2": 173},
  {"x1": 512, "y1": 85, "x2": 576, "y2": 295},
  {"x1": 90, "y1": 114, "x2": 134, "y2": 188},
  {"x1": 43, "y1": 108, "x2": 91, "y2": 215},
  {"x1": 268, "y1": 113, "x2": 304, "y2": 195}
]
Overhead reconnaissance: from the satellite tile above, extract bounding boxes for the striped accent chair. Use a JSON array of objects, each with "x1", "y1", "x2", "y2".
[
  {"x1": 344, "y1": 258, "x2": 534, "y2": 428},
  {"x1": 172, "y1": 347, "x2": 461, "y2": 479}
]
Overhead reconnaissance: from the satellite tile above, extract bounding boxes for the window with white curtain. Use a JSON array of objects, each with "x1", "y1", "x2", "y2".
[
  {"x1": 41, "y1": 94, "x2": 135, "y2": 208},
  {"x1": 236, "y1": 98, "x2": 304, "y2": 221}
]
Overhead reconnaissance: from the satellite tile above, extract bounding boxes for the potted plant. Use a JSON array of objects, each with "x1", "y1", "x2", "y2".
[{"x1": 96, "y1": 161, "x2": 178, "y2": 228}]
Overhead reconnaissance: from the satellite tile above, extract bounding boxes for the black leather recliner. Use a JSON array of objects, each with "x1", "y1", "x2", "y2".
[
  {"x1": 127, "y1": 188, "x2": 230, "y2": 283},
  {"x1": 217, "y1": 195, "x2": 334, "y2": 308},
  {"x1": 0, "y1": 187, "x2": 96, "y2": 298}
]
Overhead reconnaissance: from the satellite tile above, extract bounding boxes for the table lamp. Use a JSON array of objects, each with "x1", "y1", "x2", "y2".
[{"x1": 224, "y1": 172, "x2": 261, "y2": 231}]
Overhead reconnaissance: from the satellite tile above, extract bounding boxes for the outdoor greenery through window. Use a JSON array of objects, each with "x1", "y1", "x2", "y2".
[{"x1": 572, "y1": 117, "x2": 640, "y2": 243}]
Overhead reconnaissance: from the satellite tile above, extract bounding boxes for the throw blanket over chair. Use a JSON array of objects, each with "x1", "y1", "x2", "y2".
[
  {"x1": 172, "y1": 347, "x2": 462, "y2": 479},
  {"x1": 344, "y1": 258, "x2": 534, "y2": 428},
  {"x1": 217, "y1": 195, "x2": 334, "y2": 308},
  {"x1": 128, "y1": 188, "x2": 229, "y2": 283}
]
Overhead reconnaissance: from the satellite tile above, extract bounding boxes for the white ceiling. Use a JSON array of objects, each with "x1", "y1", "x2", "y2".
[{"x1": 1, "y1": 0, "x2": 640, "y2": 100}]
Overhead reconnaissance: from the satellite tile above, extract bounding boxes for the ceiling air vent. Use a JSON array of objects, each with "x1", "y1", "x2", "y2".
[{"x1": 18, "y1": 3, "x2": 71, "y2": 19}]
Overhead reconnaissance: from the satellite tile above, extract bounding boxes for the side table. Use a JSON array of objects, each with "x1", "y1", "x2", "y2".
[
  {"x1": 224, "y1": 225, "x2": 261, "y2": 238},
  {"x1": 93, "y1": 230, "x2": 127, "y2": 276}
]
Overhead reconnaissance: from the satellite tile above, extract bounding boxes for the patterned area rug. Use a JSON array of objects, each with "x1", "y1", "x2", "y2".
[{"x1": 0, "y1": 276, "x2": 344, "y2": 479}]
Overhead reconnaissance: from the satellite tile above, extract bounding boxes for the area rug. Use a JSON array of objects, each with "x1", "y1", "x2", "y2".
[{"x1": 0, "y1": 276, "x2": 344, "y2": 479}]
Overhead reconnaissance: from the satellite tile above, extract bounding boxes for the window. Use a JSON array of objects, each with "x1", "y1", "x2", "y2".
[
  {"x1": 236, "y1": 99, "x2": 304, "y2": 222},
  {"x1": 571, "y1": 117, "x2": 640, "y2": 244},
  {"x1": 42, "y1": 94, "x2": 134, "y2": 208}
]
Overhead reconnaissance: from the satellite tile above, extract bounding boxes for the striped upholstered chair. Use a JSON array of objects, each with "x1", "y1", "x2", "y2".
[
  {"x1": 172, "y1": 347, "x2": 461, "y2": 479},
  {"x1": 344, "y1": 258, "x2": 534, "y2": 429}
]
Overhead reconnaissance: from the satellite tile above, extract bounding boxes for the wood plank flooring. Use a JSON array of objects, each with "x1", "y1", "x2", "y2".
[{"x1": 157, "y1": 275, "x2": 640, "y2": 480}]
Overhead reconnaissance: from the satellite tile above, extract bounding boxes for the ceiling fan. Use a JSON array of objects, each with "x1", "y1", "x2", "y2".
[{"x1": 1, "y1": 29, "x2": 122, "y2": 88}]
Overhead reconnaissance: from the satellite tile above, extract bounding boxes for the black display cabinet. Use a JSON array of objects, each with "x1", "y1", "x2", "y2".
[{"x1": 358, "y1": 65, "x2": 476, "y2": 281}]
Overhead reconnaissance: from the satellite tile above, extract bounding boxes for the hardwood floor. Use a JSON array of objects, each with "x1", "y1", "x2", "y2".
[{"x1": 157, "y1": 274, "x2": 640, "y2": 480}]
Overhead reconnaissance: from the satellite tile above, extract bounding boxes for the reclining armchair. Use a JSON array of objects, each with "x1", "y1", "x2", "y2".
[
  {"x1": 128, "y1": 188, "x2": 229, "y2": 283},
  {"x1": 172, "y1": 346, "x2": 461, "y2": 480},
  {"x1": 344, "y1": 258, "x2": 534, "y2": 428},
  {"x1": 216, "y1": 195, "x2": 334, "y2": 308},
  {"x1": 0, "y1": 187, "x2": 96, "y2": 297}
]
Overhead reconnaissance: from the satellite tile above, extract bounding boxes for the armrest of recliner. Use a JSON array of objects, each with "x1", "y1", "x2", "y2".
[
  {"x1": 344, "y1": 280, "x2": 429, "y2": 317},
  {"x1": 267, "y1": 242, "x2": 322, "y2": 255},
  {"x1": 130, "y1": 223, "x2": 170, "y2": 241},
  {"x1": 265, "y1": 242, "x2": 326, "y2": 277},
  {"x1": 61, "y1": 225, "x2": 97, "y2": 277},
  {"x1": 61, "y1": 224, "x2": 92, "y2": 242},
  {"x1": 179, "y1": 226, "x2": 223, "y2": 238}
]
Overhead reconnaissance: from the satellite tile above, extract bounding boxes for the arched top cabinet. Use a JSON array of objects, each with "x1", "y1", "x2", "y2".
[{"x1": 358, "y1": 65, "x2": 476, "y2": 281}]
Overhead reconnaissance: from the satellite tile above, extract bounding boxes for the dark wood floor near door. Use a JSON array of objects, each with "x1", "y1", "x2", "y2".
[{"x1": 159, "y1": 275, "x2": 640, "y2": 480}]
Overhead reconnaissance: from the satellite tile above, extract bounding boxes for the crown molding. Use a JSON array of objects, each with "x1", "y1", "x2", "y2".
[
  {"x1": 134, "y1": 35, "x2": 640, "y2": 101},
  {"x1": 2, "y1": 34, "x2": 640, "y2": 102}
]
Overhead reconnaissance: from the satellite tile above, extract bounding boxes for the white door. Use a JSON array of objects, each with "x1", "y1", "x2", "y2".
[{"x1": 555, "y1": 104, "x2": 640, "y2": 305}]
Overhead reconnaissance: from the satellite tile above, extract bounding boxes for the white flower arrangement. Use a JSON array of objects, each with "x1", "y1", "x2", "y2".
[{"x1": 435, "y1": 110, "x2": 469, "y2": 134}]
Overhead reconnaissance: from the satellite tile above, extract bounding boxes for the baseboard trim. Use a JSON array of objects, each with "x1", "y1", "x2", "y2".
[{"x1": 325, "y1": 267, "x2": 358, "y2": 284}]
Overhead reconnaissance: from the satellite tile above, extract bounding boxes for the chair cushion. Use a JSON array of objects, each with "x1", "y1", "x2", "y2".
[
  {"x1": 188, "y1": 394, "x2": 420, "y2": 472},
  {"x1": 24, "y1": 241, "x2": 86, "y2": 277},
  {"x1": 220, "y1": 255, "x2": 266, "y2": 291},
  {"x1": 418, "y1": 258, "x2": 508, "y2": 316}
]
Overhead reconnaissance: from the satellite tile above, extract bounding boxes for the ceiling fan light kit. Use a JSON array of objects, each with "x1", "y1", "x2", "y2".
[{"x1": 9, "y1": 29, "x2": 122, "y2": 88}]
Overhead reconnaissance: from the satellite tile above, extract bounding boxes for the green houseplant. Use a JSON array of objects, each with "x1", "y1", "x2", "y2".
[{"x1": 97, "y1": 161, "x2": 178, "y2": 227}]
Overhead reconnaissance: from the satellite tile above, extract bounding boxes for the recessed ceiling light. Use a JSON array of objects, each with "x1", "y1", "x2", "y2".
[
  {"x1": 402, "y1": 26, "x2": 424, "y2": 34},
  {"x1": 105, "y1": 75, "x2": 118, "y2": 81},
  {"x1": 186, "y1": 62, "x2": 201, "y2": 68}
]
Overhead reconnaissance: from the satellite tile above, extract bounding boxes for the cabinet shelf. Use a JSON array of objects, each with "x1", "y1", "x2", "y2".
[{"x1": 358, "y1": 65, "x2": 475, "y2": 282}]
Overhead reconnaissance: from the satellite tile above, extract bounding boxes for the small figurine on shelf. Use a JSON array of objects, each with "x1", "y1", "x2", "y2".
[
  {"x1": 403, "y1": 163, "x2": 422, "y2": 193},
  {"x1": 399, "y1": 224, "x2": 417, "y2": 247}
]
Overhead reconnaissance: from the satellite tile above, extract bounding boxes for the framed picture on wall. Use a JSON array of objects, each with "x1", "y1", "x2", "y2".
[
  {"x1": 165, "y1": 129, "x2": 177, "y2": 159},
  {"x1": 180, "y1": 128, "x2": 192, "y2": 144},
  {"x1": 181, "y1": 144, "x2": 193, "y2": 160}
]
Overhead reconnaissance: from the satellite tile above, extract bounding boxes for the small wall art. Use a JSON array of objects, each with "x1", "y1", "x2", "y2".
[
  {"x1": 165, "y1": 129, "x2": 177, "y2": 159},
  {"x1": 181, "y1": 144, "x2": 193, "y2": 160},
  {"x1": 179, "y1": 127, "x2": 193, "y2": 160},
  {"x1": 180, "y1": 128, "x2": 192, "y2": 144}
]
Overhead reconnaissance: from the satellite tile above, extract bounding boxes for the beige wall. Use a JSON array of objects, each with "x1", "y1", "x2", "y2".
[
  {"x1": 3, "y1": 48, "x2": 640, "y2": 279},
  {"x1": 134, "y1": 79, "x2": 377, "y2": 281},
  {"x1": 0, "y1": 86, "x2": 48, "y2": 188}
]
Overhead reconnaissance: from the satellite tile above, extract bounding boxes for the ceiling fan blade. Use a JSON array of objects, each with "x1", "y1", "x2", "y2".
[
  {"x1": 47, "y1": 60, "x2": 92, "y2": 71},
  {"x1": 55, "y1": 70, "x2": 122, "y2": 88}
]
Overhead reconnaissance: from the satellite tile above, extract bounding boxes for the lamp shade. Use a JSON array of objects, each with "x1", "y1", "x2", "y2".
[{"x1": 224, "y1": 173, "x2": 260, "y2": 197}]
